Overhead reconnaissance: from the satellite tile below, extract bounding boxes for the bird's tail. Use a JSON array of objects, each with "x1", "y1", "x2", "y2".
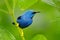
[{"x1": 12, "y1": 22, "x2": 15, "y2": 25}]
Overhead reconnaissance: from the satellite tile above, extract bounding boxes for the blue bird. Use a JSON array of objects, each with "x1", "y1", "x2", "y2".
[{"x1": 13, "y1": 10, "x2": 39, "y2": 29}]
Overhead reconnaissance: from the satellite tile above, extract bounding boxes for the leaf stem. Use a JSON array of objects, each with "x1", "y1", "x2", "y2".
[{"x1": 4, "y1": 0, "x2": 25, "y2": 40}]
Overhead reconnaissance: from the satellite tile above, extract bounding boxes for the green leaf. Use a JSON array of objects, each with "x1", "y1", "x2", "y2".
[
  {"x1": 0, "y1": 27, "x2": 16, "y2": 40},
  {"x1": 18, "y1": 0, "x2": 38, "y2": 10},
  {"x1": 32, "y1": 34, "x2": 47, "y2": 40},
  {"x1": 0, "y1": 0, "x2": 60, "y2": 40},
  {"x1": 0, "y1": 12, "x2": 22, "y2": 40},
  {"x1": 0, "y1": 0, "x2": 22, "y2": 40},
  {"x1": 22, "y1": 0, "x2": 60, "y2": 40}
]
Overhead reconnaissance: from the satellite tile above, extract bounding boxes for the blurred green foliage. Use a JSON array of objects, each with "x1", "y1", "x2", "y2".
[{"x1": 0, "y1": 0, "x2": 60, "y2": 40}]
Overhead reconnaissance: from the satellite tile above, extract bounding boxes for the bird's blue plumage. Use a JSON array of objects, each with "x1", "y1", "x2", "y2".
[{"x1": 16, "y1": 10, "x2": 39, "y2": 29}]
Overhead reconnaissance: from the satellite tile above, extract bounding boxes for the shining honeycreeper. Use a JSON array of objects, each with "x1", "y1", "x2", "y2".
[{"x1": 13, "y1": 10, "x2": 40, "y2": 29}]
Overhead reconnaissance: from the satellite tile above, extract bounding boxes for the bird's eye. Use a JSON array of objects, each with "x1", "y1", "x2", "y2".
[{"x1": 17, "y1": 16, "x2": 21, "y2": 20}]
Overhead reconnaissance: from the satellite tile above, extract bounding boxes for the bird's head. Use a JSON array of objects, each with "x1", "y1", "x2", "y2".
[{"x1": 22, "y1": 10, "x2": 40, "y2": 19}]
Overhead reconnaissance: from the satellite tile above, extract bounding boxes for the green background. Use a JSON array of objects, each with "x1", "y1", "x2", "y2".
[{"x1": 0, "y1": 0, "x2": 60, "y2": 40}]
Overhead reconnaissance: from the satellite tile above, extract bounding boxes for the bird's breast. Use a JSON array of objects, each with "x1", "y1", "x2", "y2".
[{"x1": 17, "y1": 18, "x2": 33, "y2": 28}]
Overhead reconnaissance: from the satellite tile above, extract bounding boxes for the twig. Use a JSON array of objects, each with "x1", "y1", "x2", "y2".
[{"x1": 4, "y1": 0, "x2": 25, "y2": 40}]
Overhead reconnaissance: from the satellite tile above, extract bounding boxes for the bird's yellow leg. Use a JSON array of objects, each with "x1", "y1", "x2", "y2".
[{"x1": 16, "y1": 23, "x2": 25, "y2": 40}]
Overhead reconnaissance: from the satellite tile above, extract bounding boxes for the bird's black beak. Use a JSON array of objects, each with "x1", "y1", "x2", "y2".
[{"x1": 32, "y1": 11, "x2": 40, "y2": 14}]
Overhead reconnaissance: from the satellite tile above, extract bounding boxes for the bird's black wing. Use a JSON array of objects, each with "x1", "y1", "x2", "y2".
[{"x1": 17, "y1": 16, "x2": 21, "y2": 20}]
